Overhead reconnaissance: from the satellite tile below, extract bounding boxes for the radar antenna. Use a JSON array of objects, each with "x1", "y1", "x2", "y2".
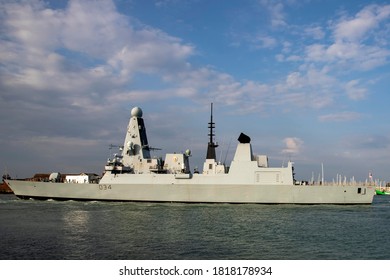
[{"x1": 206, "y1": 103, "x2": 219, "y2": 160}]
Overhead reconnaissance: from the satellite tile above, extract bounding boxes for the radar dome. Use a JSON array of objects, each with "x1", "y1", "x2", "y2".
[{"x1": 131, "y1": 107, "x2": 143, "y2": 118}]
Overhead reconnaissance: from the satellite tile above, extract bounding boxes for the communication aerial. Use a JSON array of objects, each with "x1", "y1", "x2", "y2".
[{"x1": 206, "y1": 103, "x2": 218, "y2": 160}]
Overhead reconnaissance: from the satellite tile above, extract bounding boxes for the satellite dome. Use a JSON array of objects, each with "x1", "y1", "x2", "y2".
[{"x1": 131, "y1": 107, "x2": 143, "y2": 118}]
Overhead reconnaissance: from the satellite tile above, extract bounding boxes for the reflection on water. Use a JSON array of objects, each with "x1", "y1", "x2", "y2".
[{"x1": 62, "y1": 210, "x2": 89, "y2": 235}]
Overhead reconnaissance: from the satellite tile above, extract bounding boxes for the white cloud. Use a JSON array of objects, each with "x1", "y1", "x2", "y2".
[
  {"x1": 303, "y1": 5, "x2": 390, "y2": 71},
  {"x1": 252, "y1": 35, "x2": 277, "y2": 49},
  {"x1": 260, "y1": 0, "x2": 287, "y2": 28},
  {"x1": 155, "y1": 0, "x2": 179, "y2": 8},
  {"x1": 0, "y1": 0, "x2": 195, "y2": 110},
  {"x1": 282, "y1": 137, "x2": 303, "y2": 155},
  {"x1": 345, "y1": 80, "x2": 368, "y2": 100},
  {"x1": 286, "y1": 72, "x2": 302, "y2": 88},
  {"x1": 108, "y1": 32, "x2": 194, "y2": 79},
  {"x1": 275, "y1": 54, "x2": 284, "y2": 62},
  {"x1": 326, "y1": 42, "x2": 359, "y2": 60},
  {"x1": 305, "y1": 44, "x2": 326, "y2": 61},
  {"x1": 333, "y1": 5, "x2": 390, "y2": 42},
  {"x1": 263, "y1": 0, "x2": 287, "y2": 27},
  {"x1": 281, "y1": 41, "x2": 292, "y2": 53},
  {"x1": 304, "y1": 26, "x2": 325, "y2": 40},
  {"x1": 2, "y1": 1, "x2": 62, "y2": 50},
  {"x1": 3, "y1": 0, "x2": 381, "y2": 122},
  {"x1": 286, "y1": 55, "x2": 301, "y2": 62},
  {"x1": 278, "y1": 67, "x2": 337, "y2": 109},
  {"x1": 305, "y1": 41, "x2": 390, "y2": 71},
  {"x1": 230, "y1": 32, "x2": 278, "y2": 51},
  {"x1": 60, "y1": 0, "x2": 132, "y2": 58},
  {"x1": 318, "y1": 111, "x2": 362, "y2": 122}
]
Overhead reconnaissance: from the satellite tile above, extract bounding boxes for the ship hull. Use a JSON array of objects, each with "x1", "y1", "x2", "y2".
[
  {"x1": 6, "y1": 106, "x2": 376, "y2": 204},
  {"x1": 6, "y1": 179, "x2": 375, "y2": 204}
]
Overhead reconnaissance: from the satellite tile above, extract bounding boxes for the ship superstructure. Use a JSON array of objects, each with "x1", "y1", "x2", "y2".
[{"x1": 104, "y1": 106, "x2": 191, "y2": 176}]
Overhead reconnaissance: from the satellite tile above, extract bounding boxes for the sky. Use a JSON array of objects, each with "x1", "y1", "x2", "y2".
[{"x1": 0, "y1": 0, "x2": 390, "y2": 182}]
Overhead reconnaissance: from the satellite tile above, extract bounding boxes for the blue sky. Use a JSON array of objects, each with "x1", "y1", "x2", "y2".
[{"x1": 1, "y1": 0, "x2": 390, "y2": 182}]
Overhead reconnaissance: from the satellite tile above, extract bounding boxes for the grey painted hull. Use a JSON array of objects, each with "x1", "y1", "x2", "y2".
[{"x1": 6, "y1": 178, "x2": 375, "y2": 204}]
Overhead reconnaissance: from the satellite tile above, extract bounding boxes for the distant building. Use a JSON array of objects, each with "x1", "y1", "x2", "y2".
[
  {"x1": 31, "y1": 173, "x2": 51, "y2": 181},
  {"x1": 28, "y1": 173, "x2": 100, "y2": 183},
  {"x1": 65, "y1": 173, "x2": 99, "y2": 184}
]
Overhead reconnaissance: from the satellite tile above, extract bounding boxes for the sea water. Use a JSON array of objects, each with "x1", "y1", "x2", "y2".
[{"x1": 1, "y1": 194, "x2": 389, "y2": 260}]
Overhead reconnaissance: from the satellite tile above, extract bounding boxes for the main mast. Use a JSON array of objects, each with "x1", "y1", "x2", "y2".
[{"x1": 206, "y1": 103, "x2": 219, "y2": 160}]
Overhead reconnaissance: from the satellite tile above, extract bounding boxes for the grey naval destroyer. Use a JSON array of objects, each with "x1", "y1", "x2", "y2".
[{"x1": 7, "y1": 105, "x2": 375, "y2": 204}]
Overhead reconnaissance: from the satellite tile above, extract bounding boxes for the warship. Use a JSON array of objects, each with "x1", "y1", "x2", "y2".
[{"x1": 6, "y1": 105, "x2": 375, "y2": 204}]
